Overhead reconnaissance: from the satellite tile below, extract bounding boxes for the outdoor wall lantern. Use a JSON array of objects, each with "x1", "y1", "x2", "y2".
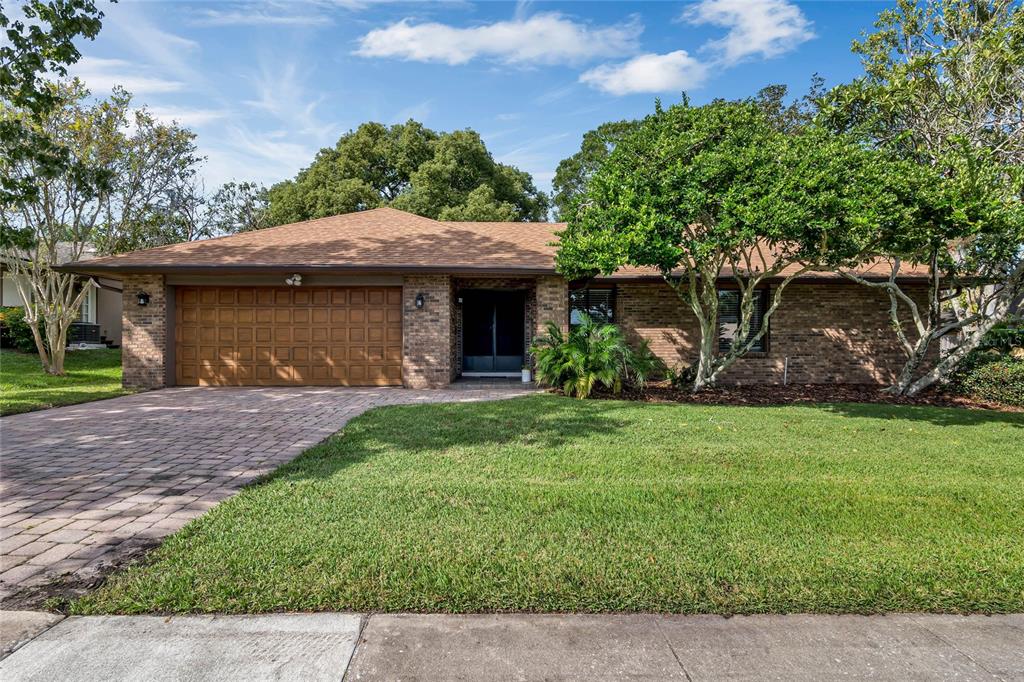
[
  {"x1": 137, "y1": 291, "x2": 150, "y2": 307},
  {"x1": 415, "y1": 293, "x2": 425, "y2": 309}
]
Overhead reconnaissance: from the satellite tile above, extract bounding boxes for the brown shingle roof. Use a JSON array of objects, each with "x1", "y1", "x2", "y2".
[{"x1": 59, "y1": 207, "x2": 927, "y2": 280}]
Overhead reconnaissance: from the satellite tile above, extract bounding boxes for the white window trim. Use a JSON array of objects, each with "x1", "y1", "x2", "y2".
[{"x1": 79, "y1": 286, "x2": 96, "y2": 324}]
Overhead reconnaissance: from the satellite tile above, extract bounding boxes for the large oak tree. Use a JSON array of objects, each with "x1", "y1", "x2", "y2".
[{"x1": 265, "y1": 121, "x2": 549, "y2": 225}]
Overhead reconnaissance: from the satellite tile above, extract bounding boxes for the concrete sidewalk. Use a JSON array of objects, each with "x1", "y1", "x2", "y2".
[{"x1": 2, "y1": 611, "x2": 1022, "y2": 681}]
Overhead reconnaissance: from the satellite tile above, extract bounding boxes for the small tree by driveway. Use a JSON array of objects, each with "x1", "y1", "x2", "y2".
[{"x1": 0, "y1": 82, "x2": 200, "y2": 374}]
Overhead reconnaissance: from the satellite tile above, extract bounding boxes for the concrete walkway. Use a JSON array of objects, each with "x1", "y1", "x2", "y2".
[
  {"x1": 1, "y1": 611, "x2": 1021, "y2": 680},
  {"x1": 0, "y1": 385, "x2": 536, "y2": 602}
]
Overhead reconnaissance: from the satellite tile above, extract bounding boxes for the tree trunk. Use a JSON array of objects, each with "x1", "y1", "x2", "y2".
[
  {"x1": 903, "y1": 314, "x2": 1003, "y2": 397},
  {"x1": 27, "y1": 319, "x2": 52, "y2": 372},
  {"x1": 887, "y1": 335, "x2": 933, "y2": 395},
  {"x1": 46, "y1": 318, "x2": 69, "y2": 375},
  {"x1": 691, "y1": 316, "x2": 718, "y2": 392}
]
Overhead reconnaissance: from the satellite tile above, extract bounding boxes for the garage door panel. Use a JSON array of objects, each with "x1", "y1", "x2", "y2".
[{"x1": 176, "y1": 286, "x2": 402, "y2": 386}]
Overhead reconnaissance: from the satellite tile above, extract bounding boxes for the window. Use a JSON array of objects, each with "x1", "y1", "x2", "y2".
[
  {"x1": 78, "y1": 286, "x2": 96, "y2": 324},
  {"x1": 718, "y1": 288, "x2": 769, "y2": 353},
  {"x1": 569, "y1": 287, "x2": 615, "y2": 326}
]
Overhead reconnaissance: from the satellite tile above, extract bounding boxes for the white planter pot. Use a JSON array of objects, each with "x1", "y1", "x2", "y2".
[{"x1": 521, "y1": 369, "x2": 532, "y2": 383}]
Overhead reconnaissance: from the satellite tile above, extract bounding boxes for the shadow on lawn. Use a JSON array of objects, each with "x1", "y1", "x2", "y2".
[
  {"x1": 265, "y1": 396, "x2": 636, "y2": 482},
  {"x1": 264, "y1": 394, "x2": 1022, "y2": 490},
  {"x1": 818, "y1": 401, "x2": 1024, "y2": 428}
]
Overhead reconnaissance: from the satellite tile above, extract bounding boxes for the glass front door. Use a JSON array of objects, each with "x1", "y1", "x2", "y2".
[{"x1": 462, "y1": 290, "x2": 526, "y2": 373}]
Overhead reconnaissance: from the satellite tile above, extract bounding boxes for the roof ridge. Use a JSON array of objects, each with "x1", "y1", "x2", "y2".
[{"x1": 71, "y1": 206, "x2": 445, "y2": 265}]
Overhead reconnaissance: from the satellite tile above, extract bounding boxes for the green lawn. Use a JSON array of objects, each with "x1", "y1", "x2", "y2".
[
  {"x1": 73, "y1": 395, "x2": 1024, "y2": 615},
  {"x1": 0, "y1": 348, "x2": 126, "y2": 416}
]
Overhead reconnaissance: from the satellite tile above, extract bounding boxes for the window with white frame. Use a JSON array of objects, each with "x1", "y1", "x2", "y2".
[{"x1": 78, "y1": 286, "x2": 96, "y2": 324}]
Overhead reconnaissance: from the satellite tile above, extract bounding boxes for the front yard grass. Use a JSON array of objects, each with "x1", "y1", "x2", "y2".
[
  {"x1": 0, "y1": 348, "x2": 126, "y2": 416},
  {"x1": 73, "y1": 395, "x2": 1024, "y2": 615}
]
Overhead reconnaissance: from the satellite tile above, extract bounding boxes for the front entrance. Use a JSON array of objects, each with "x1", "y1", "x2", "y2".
[{"x1": 462, "y1": 290, "x2": 526, "y2": 374}]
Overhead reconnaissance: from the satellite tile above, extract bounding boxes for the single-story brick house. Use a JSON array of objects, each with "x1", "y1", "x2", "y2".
[{"x1": 60, "y1": 207, "x2": 927, "y2": 390}]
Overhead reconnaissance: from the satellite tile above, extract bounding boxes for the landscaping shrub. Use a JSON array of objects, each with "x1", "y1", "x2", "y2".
[
  {"x1": 951, "y1": 352, "x2": 1024, "y2": 407},
  {"x1": 531, "y1": 314, "x2": 664, "y2": 398},
  {"x1": 0, "y1": 306, "x2": 39, "y2": 354},
  {"x1": 977, "y1": 317, "x2": 1024, "y2": 354}
]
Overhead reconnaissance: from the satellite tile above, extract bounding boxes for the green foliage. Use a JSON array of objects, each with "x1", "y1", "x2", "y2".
[
  {"x1": 951, "y1": 354, "x2": 1024, "y2": 407},
  {"x1": 557, "y1": 98, "x2": 938, "y2": 280},
  {"x1": 556, "y1": 97, "x2": 943, "y2": 390},
  {"x1": 551, "y1": 119, "x2": 639, "y2": 220},
  {"x1": 0, "y1": 0, "x2": 106, "y2": 205},
  {"x1": 206, "y1": 181, "x2": 271, "y2": 234},
  {"x1": 0, "y1": 306, "x2": 39, "y2": 353},
  {"x1": 821, "y1": 0, "x2": 1024, "y2": 276},
  {"x1": 530, "y1": 313, "x2": 664, "y2": 398},
  {"x1": 978, "y1": 318, "x2": 1024, "y2": 353},
  {"x1": 266, "y1": 121, "x2": 549, "y2": 225}
]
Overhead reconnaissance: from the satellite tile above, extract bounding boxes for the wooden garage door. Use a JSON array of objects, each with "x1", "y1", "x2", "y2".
[{"x1": 175, "y1": 287, "x2": 402, "y2": 386}]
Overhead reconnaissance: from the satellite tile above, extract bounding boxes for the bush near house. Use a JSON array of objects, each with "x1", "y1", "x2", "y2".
[
  {"x1": 951, "y1": 353, "x2": 1024, "y2": 408},
  {"x1": 0, "y1": 306, "x2": 40, "y2": 353},
  {"x1": 947, "y1": 319, "x2": 1024, "y2": 408},
  {"x1": 531, "y1": 314, "x2": 664, "y2": 398}
]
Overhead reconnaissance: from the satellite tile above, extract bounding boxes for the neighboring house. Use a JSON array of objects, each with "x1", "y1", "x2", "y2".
[
  {"x1": 2, "y1": 244, "x2": 123, "y2": 348},
  {"x1": 59, "y1": 207, "x2": 929, "y2": 390}
]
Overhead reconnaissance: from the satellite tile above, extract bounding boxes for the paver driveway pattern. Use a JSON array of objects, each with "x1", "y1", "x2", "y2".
[{"x1": 0, "y1": 385, "x2": 536, "y2": 602}]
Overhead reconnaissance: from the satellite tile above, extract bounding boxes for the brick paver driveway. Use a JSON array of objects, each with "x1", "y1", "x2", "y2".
[{"x1": 0, "y1": 385, "x2": 535, "y2": 601}]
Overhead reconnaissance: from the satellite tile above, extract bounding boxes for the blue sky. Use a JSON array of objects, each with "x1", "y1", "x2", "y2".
[{"x1": 70, "y1": 0, "x2": 892, "y2": 195}]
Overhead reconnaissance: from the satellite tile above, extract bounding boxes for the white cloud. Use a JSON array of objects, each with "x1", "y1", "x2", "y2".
[
  {"x1": 72, "y1": 57, "x2": 185, "y2": 95},
  {"x1": 355, "y1": 12, "x2": 641, "y2": 66},
  {"x1": 684, "y1": 0, "x2": 814, "y2": 65},
  {"x1": 243, "y1": 60, "x2": 337, "y2": 141},
  {"x1": 192, "y1": 8, "x2": 333, "y2": 27},
  {"x1": 579, "y1": 51, "x2": 709, "y2": 96},
  {"x1": 146, "y1": 105, "x2": 231, "y2": 128},
  {"x1": 104, "y1": 4, "x2": 201, "y2": 83}
]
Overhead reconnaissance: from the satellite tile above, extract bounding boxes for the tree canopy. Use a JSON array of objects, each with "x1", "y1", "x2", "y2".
[
  {"x1": 557, "y1": 97, "x2": 944, "y2": 391},
  {"x1": 821, "y1": 0, "x2": 1024, "y2": 395},
  {"x1": 265, "y1": 121, "x2": 549, "y2": 225},
  {"x1": 1, "y1": 81, "x2": 202, "y2": 374},
  {"x1": 1, "y1": 0, "x2": 106, "y2": 205}
]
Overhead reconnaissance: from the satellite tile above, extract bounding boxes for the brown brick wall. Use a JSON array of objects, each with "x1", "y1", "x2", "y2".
[
  {"x1": 402, "y1": 274, "x2": 452, "y2": 387},
  {"x1": 535, "y1": 275, "x2": 569, "y2": 338},
  {"x1": 616, "y1": 281, "x2": 930, "y2": 385},
  {"x1": 122, "y1": 274, "x2": 167, "y2": 391}
]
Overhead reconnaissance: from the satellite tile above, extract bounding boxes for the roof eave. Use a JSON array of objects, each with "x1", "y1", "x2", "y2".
[{"x1": 53, "y1": 262, "x2": 561, "y2": 278}]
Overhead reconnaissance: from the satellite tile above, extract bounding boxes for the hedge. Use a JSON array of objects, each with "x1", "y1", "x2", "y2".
[{"x1": 951, "y1": 354, "x2": 1024, "y2": 407}]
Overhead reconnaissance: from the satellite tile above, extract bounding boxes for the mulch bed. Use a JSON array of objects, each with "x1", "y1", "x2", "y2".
[{"x1": 586, "y1": 382, "x2": 1021, "y2": 412}]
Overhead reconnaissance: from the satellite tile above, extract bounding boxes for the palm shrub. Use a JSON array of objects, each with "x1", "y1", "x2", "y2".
[{"x1": 530, "y1": 313, "x2": 664, "y2": 398}]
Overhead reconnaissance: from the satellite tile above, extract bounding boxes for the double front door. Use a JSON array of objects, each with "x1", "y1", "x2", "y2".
[{"x1": 462, "y1": 290, "x2": 526, "y2": 373}]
